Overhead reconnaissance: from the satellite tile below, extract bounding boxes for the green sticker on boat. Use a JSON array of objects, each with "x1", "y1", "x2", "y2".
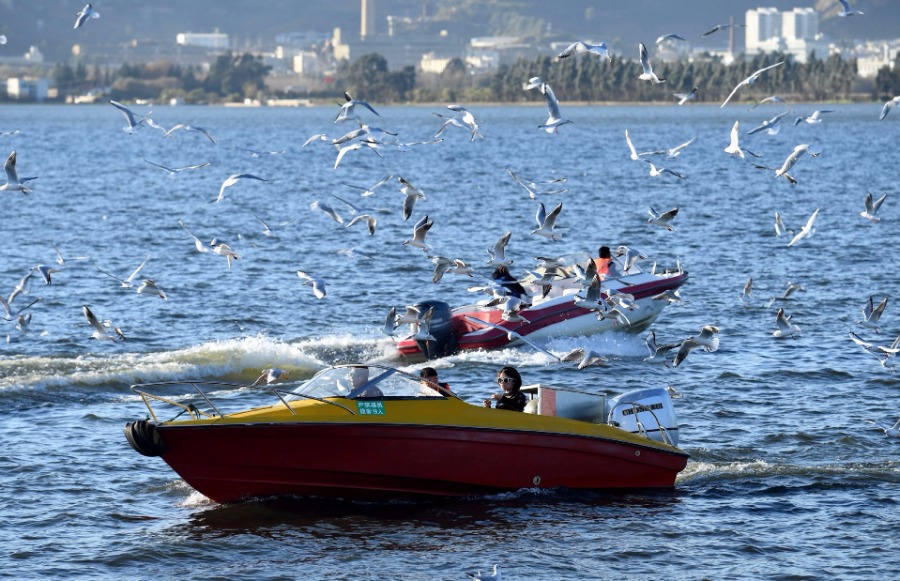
[{"x1": 357, "y1": 401, "x2": 385, "y2": 415}]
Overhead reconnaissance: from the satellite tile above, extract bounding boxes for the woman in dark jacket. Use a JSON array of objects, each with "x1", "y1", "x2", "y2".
[{"x1": 483, "y1": 366, "x2": 527, "y2": 411}]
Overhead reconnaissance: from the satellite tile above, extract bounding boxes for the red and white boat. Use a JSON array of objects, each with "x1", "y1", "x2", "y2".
[
  {"x1": 397, "y1": 255, "x2": 688, "y2": 361},
  {"x1": 124, "y1": 364, "x2": 689, "y2": 503}
]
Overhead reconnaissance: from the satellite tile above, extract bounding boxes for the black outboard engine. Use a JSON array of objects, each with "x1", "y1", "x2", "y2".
[{"x1": 414, "y1": 300, "x2": 456, "y2": 360}]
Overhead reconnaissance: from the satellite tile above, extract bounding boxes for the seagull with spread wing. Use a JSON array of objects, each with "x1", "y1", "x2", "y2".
[
  {"x1": 638, "y1": 42, "x2": 665, "y2": 83},
  {"x1": 720, "y1": 61, "x2": 784, "y2": 108}
]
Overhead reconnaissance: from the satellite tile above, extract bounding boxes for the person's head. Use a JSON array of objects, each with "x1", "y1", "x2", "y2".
[
  {"x1": 419, "y1": 367, "x2": 438, "y2": 381},
  {"x1": 496, "y1": 366, "x2": 522, "y2": 393},
  {"x1": 492, "y1": 265, "x2": 509, "y2": 278},
  {"x1": 599, "y1": 246, "x2": 611, "y2": 259},
  {"x1": 350, "y1": 366, "x2": 369, "y2": 389}
]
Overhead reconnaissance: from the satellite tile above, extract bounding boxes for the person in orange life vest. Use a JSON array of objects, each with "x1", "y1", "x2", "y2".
[{"x1": 593, "y1": 246, "x2": 622, "y2": 278}]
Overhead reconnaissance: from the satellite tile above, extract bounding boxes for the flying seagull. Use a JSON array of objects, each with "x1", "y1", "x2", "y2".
[
  {"x1": 673, "y1": 87, "x2": 698, "y2": 105},
  {"x1": 403, "y1": 214, "x2": 434, "y2": 252},
  {"x1": 142, "y1": 158, "x2": 211, "y2": 177},
  {"x1": 880, "y1": 96, "x2": 900, "y2": 120},
  {"x1": 214, "y1": 173, "x2": 268, "y2": 203},
  {"x1": 858, "y1": 295, "x2": 888, "y2": 333},
  {"x1": 537, "y1": 82, "x2": 572, "y2": 133},
  {"x1": 74, "y1": 3, "x2": 100, "y2": 29},
  {"x1": 837, "y1": 0, "x2": 863, "y2": 16},
  {"x1": 297, "y1": 270, "x2": 327, "y2": 299},
  {"x1": 860, "y1": 192, "x2": 887, "y2": 223},
  {"x1": 673, "y1": 325, "x2": 720, "y2": 367},
  {"x1": 252, "y1": 368, "x2": 289, "y2": 386},
  {"x1": 720, "y1": 61, "x2": 784, "y2": 108},
  {"x1": 163, "y1": 124, "x2": 216, "y2": 144},
  {"x1": 557, "y1": 40, "x2": 611, "y2": 62},
  {"x1": 702, "y1": 23, "x2": 746, "y2": 37},
  {"x1": 773, "y1": 308, "x2": 801, "y2": 339},
  {"x1": 787, "y1": 208, "x2": 819, "y2": 247},
  {"x1": 531, "y1": 201, "x2": 563, "y2": 241},
  {"x1": 647, "y1": 206, "x2": 679, "y2": 231},
  {"x1": 638, "y1": 42, "x2": 665, "y2": 83},
  {"x1": 109, "y1": 100, "x2": 149, "y2": 134},
  {"x1": 335, "y1": 91, "x2": 380, "y2": 124},
  {"x1": 656, "y1": 33, "x2": 687, "y2": 44},
  {"x1": 0, "y1": 150, "x2": 35, "y2": 194}
]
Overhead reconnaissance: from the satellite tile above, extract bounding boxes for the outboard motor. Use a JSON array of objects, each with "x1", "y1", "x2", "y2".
[
  {"x1": 607, "y1": 387, "x2": 679, "y2": 446},
  {"x1": 413, "y1": 300, "x2": 456, "y2": 360}
]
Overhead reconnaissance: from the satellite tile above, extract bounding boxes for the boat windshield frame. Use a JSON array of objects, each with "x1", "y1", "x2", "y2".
[{"x1": 285, "y1": 364, "x2": 458, "y2": 401}]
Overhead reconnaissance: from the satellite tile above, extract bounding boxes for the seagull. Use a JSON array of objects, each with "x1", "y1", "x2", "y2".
[
  {"x1": 720, "y1": 61, "x2": 784, "y2": 108},
  {"x1": 396, "y1": 305, "x2": 431, "y2": 326},
  {"x1": 83, "y1": 306, "x2": 125, "y2": 343},
  {"x1": 860, "y1": 192, "x2": 887, "y2": 223},
  {"x1": 398, "y1": 176, "x2": 426, "y2": 220},
  {"x1": 252, "y1": 368, "x2": 289, "y2": 386},
  {"x1": 334, "y1": 140, "x2": 383, "y2": 169},
  {"x1": 531, "y1": 202, "x2": 563, "y2": 241},
  {"x1": 849, "y1": 332, "x2": 900, "y2": 364},
  {"x1": 74, "y1": 3, "x2": 100, "y2": 29},
  {"x1": 7, "y1": 271, "x2": 34, "y2": 305},
  {"x1": 874, "y1": 418, "x2": 900, "y2": 436},
  {"x1": 345, "y1": 214, "x2": 377, "y2": 235},
  {"x1": 639, "y1": 137, "x2": 696, "y2": 159},
  {"x1": 787, "y1": 208, "x2": 819, "y2": 247},
  {"x1": 644, "y1": 331, "x2": 681, "y2": 367},
  {"x1": 751, "y1": 95, "x2": 792, "y2": 110},
  {"x1": 673, "y1": 325, "x2": 720, "y2": 367},
  {"x1": 403, "y1": 214, "x2": 433, "y2": 252},
  {"x1": 774, "y1": 211, "x2": 792, "y2": 237},
  {"x1": 309, "y1": 200, "x2": 344, "y2": 224},
  {"x1": 93, "y1": 255, "x2": 149, "y2": 289},
  {"x1": 297, "y1": 270, "x2": 326, "y2": 299},
  {"x1": 178, "y1": 219, "x2": 211, "y2": 254},
  {"x1": 108, "y1": 100, "x2": 148, "y2": 134},
  {"x1": 506, "y1": 168, "x2": 568, "y2": 199},
  {"x1": 775, "y1": 144, "x2": 820, "y2": 185},
  {"x1": 0, "y1": 35, "x2": 6, "y2": 45},
  {"x1": 561, "y1": 347, "x2": 606, "y2": 369},
  {"x1": 747, "y1": 111, "x2": 788, "y2": 136},
  {"x1": 673, "y1": 88, "x2": 698, "y2": 105},
  {"x1": 0, "y1": 150, "x2": 34, "y2": 194},
  {"x1": 406, "y1": 306, "x2": 436, "y2": 343},
  {"x1": 858, "y1": 295, "x2": 888, "y2": 332},
  {"x1": 702, "y1": 23, "x2": 746, "y2": 37},
  {"x1": 557, "y1": 40, "x2": 611, "y2": 62},
  {"x1": 136, "y1": 279, "x2": 167, "y2": 300},
  {"x1": 778, "y1": 281, "x2": 805, "y2": 300},
  {"x1": 142, "y1": 158, "x2": 211, "y2": 177},
  {"x1": 837, "y1": 0, "x2": 864, "y2": 16},
  {"x1": 625, "y1": 129, "x2": 642, "y2": 161},
  {"x1": 334, "y1": 91, "x2": 380, "y2": 123},
  {"x1": 236, "y1": 146, "x2": 286, "y2": 157},
  {"x1": 301, "y1": 133, "x2": 329, "y2": 148},
  {"x1": 656, "y1": 33, "x2": 687, "y2": 44},
  {"x1": 879, "y1": 96, "x2": 900, "y2": 120},
  {"x1": 723, "y1": 121, "x2": 759, "y2": 158},
  {"x1": 0, "y1": 294, "x2": 40, "y2": 322},
  {"x1": 537, "y1": 83, "x2": 572, "y2": 133},
  {"x1": 381, "y1": 306, "x2": 399, "y2": 337},
  {"x1": 209, "y1": 238, "x2": 239, "y2": 269},
  {"x1": 652, "y1": 289, "x2": 686, "y2": 305},
  {"x1": 773, "y1": 308, "x2": 801, "y2": 338},
  {"x1": 163, "y1": 124, "x2": 216, "y2": 144},
  {"x1": 794, "y1": 109, "x2": 834, "y2": 125},
  {"x1": 522, "y1": 76, "x2": 543, "y2": 91},
  {"x1": 638, "y1": 42, "x2": 665, "y2": 83},
  {"x1": 463, "y1": 315, "x2": 560, "y2": 361},
  {"x1": 214, "y1": 173, "x2": 268, "y2": 203},
  {"x1": 615, "y1": 245, "x2": 647, "y2": 273},
  {"x1": 434, "y1": 104, "x2": 482, "y2": 141},
  {"x1": 644, "y1": 160, "x2": 685, "y2": 179},
  {"x1": 741, "y1": 276, "x2": 753, "y2": 303},
  {"x1": 343, "y1": 174, "x2": 394, "y2": 197},
  {"x1": 486, "y1": 231, "x2": 513, "y2": 268},
  {"x1": 34, "y1": 264, "x2": 59, "y2": 285},
  {"x1": 647, "y1": 206, "x2": 679, "y2": 231}
]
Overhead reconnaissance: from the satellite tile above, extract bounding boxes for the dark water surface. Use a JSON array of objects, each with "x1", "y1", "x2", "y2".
[{"x1": 1, "y1": 102, "x2": 898, "y2": 579}]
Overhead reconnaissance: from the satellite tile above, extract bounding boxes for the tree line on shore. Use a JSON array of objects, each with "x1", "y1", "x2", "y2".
[{"x1": 29, "y1": 49, "x2": 900, "y2": 105}]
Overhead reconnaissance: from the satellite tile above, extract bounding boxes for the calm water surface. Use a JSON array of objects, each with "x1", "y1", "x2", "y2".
[{"x1": 1, "y1": 102, "x2": 898, "y2": 579}]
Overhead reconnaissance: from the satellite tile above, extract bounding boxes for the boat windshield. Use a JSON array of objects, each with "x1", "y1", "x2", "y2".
[{"x1": 285, "y1": 365, "x2": 452, "y2": 401}]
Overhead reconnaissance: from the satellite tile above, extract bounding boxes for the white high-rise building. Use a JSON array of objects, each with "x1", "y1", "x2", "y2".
[
  {"x1": 746, "y1": 7, "x2": 782, "y2": 55},
  {"x1": 782, "y1": 8, "x2": 817, "y2": 41}
]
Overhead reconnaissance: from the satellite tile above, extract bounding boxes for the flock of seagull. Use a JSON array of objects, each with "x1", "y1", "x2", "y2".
[{"x1": 2, "y1": 2, "x2": 897, "y2": 436}]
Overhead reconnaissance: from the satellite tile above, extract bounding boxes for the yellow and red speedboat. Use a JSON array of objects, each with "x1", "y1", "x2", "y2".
[{"x1": 125, "y1": 364, "x2": 689, "y2": 503}]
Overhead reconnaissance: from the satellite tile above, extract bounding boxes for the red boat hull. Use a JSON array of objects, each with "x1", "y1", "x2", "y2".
[{"x1": 156, "y1": 422, "x2": 688, "y2": 503}]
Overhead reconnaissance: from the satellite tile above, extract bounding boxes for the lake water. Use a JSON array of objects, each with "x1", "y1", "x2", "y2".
[{"x1": 1, "y1": 101, "x2": 898, "y2": 580}]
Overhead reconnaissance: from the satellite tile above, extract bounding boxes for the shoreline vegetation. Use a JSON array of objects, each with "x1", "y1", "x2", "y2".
[{"x1": 23, "y1": 49, "x2": 900, "y2": 107}]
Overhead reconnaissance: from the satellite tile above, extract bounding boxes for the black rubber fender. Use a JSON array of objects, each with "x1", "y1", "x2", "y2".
[{"x1": 124, "y1": 420, "x2": 166, "y2": 457}]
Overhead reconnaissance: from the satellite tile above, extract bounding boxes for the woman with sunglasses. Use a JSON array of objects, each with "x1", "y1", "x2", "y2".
[{"x1": 483, "y1": 366, "x2": 527, "y2": 411}]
